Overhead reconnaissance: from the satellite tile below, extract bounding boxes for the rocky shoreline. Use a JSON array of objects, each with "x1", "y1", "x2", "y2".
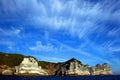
[{"x1": 0, "y1": 56, "x2": 112, "y2": 76}]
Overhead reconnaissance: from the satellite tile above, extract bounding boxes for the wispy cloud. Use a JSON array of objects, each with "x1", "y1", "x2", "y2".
[
  {"x1": 29, "y1": 41, "x2": 58, "y2": 53},
  {"x1": 0, "y1": 27, "x2": 21, "y2": 37},
  {"x1": 0, "y1": 0, "x2": 119, "y2": 59},
  {"x1": 1, "y1": 0, "x2": 120, "y2": 39},
  {"x1": 109, "y1": 46, "x2": 120, "y2": 52},
  {"x1": 50, "y1": 39, "x2": 111, "y2": 64},
  {"x1": 0, "y1": 0, "x2": 120, "y2": 74},
  {"x1": 0, "y1": 39, "x2": 13, "y2": 46},
  {"x1": 34, "y1": 0, "x2": 120, "y2": 39},
  {"x1": 29, "y1": 39, "x2": 96, "y2": 62},
  {"x1": 0, "y1": 39, "x2": 14, "y2": 51},
  {"x1": 108, "y1": 28, "x2": 120, "y2": 37},
  {"x1": 37, "y1": 55, "x2": 66, "y2": 62},
  {"x1": 0, "y1": 26, "x2": 24, "y2": 51}
]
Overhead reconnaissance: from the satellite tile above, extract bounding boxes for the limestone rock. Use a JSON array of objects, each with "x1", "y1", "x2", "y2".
[
  {"x1": 90, "y1": 63, "x2": 112, "y2": 75},
  {"x1": 55, "y1": 58, "x2": 90, "y2": 76},
  {"x1": 55, "y1": 58, "x2": 112, "y2": 76},
  {"x1": 15, "y1": 57, "x2": 48, "y2": 75},
  {"x1": 0, "y1": 52, "x2": 113, "y2": 76}
]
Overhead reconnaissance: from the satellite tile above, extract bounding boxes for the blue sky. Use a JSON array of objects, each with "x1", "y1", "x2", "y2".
[{"x1": 0, "y1": 0, "x2": 120, "y2": 74}]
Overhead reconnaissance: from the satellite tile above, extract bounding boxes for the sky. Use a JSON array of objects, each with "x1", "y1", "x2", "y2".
[{"x1": 0, "y1": 0, "x2": 120, "y2": 74}]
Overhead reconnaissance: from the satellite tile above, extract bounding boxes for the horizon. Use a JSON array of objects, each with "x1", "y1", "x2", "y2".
[{"x1": 0, "y1": 0, "x2": 120, "y2": 75}]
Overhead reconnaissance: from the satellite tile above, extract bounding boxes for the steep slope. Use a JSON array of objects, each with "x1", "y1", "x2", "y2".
[{"x1": 0, "y1": 52, "x2": 24, "y2": 67}]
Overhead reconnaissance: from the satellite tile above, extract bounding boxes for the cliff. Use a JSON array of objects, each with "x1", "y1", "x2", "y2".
[
  {"x1": 15, "y1": 57, "x2": 48, "y2": 75},
  {"x1": 55, "y1": 58, "x2": 90, "y2": 76},
  {"x1": 54, "y1": 58, "x2": 112, "y2": 76},
  {"x1": 0, "y1": 52, "x2": 112, "y2": 76},
  {"x1": 90, "y1": 63, "x2": 112, "y2": 75}
]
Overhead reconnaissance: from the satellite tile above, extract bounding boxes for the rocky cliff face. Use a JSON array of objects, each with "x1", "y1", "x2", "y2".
[
  {"x1": 0, "y1": 57, "x2": 112, "y2": 76},
  {"x1": 55, "y1": 58, "x2": 90, "y2": 76},
  {"x1": 0, "y1": 65, "x2": 14, "y2": 75},
  {"x1": 90, "y1": 63, "x2": 112, "y2": 75},
  {"x1": 55, "y1": 58, "x2": 112, "y2": 76},
  {"x1": 15, "y1": 57, "x2": 48, "y2": 75},
  {"x1": 0, "y1": 52, "x2": 112, "y2": 76}
]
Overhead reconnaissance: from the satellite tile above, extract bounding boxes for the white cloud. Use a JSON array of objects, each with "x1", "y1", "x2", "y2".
[
  {"x1": 29, "y1": 41, "x2": 57, "y2": 52},
  {"x1": 0, "y1": 39, "x2": 14, "y2": 50},
  {"x1": 0, "y1": 39, "x2": 13, "y2": 46},
  {"x1": 0, "y1": 0, "x2": 120, "y2": 66},
  {"x1": 111, "y1": 58, "x2": 120, "y2": 65},
  {"x1": 108, "y1": 28, "x2": 120, "y2": 37},
  {"x1": 38, "y1": 56, "x2": 66, "y2": 62},
  {"x1": 51, "y1": 0, "x2": 64, "y2": 13},
  {"x1": 33, "y1": 0, "x2": 120, "y2": 39},
  {"x1": 0, "y1": 27, "x2": 21, "y2": 36},
  {"x1": 8, "y1": 46, "x2": 13, "y2": 50},
  {"x1": 51, "y1": 39, "x2": 111, "y2": 63},
  {"x1": 101, "y1": 39, "x2": 120, "y2": 52},
  {"x1": 1, "y1": 0, "x2": 120, "y2": 39},
  {"x1": 109, "y1": 46, "x2": 120, "y2": 52}
]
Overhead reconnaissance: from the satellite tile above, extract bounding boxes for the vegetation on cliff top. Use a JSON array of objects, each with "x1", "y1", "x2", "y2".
[
  {"x1": 0, "y1": 52, "x2": 24, "y2": 67},
  {"x1": 0, "y1": 52, "x2": 84, "y2": 69},
  {"x1": 0, "y1": 52, "x2": 55, "y2": 68}
]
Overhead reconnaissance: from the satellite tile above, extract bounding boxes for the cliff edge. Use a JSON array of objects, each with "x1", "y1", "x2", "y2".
[
  {"x1": 55, "y1": 58, "x2": 112, "y2": 76},
  {"x1": 0, "y1": 52, "x2": 112, "y2": 76}
]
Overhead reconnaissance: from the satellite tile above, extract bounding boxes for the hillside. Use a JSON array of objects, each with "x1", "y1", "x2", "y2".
[
  {"x1": 0, "y1": 52, "x2": 55, "y2": 69},
  {"x1": 0, "y1": 52, "x2": 24, "y2": 67}
]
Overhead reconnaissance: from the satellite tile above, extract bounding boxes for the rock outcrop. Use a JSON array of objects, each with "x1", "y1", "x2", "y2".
[
  {"x1": 55, "y1": 58, "x2": 90, "y2": 76},
  {"x1": 0, "y1": 52, "x2": 113, "y2": 76},
  {"x1": 2, "y1": 68, "x2": 14, "y2": 75},
  {"x1": 15, "y1": 57, "x2": 48, "y2": 75},
  {"x1": 90, "y1": 63, "x2": 112, "y2": 75},
  {"x1": 55, "y1": 58, "x2": 112, "y2": 76},
  {"x1": 0, "y1": 65, "x2": 14, "y2": 75}
]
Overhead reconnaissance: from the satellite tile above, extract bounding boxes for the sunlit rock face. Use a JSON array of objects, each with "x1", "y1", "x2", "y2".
[
  {"x1": 55, "y1": 58, "x2": 90, "y2": 76},
  {"x1": 15, "y1": 57, "x2": 48, "y2": 75},
  {"x1": 90, "y1": 63, "x2": 112, "y2": 75},
  {"x1": 55, "y1": 58, "x2": 112, "y2": 76}
]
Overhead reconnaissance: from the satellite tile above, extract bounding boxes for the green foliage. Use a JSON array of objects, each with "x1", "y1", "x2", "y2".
[
  {"x1": 38, "y1": 61, "x2": 51, "y2": 69},
  {"x1": 0, "y1": 52, "x2": 55, "y2": 68},
  {"x1": 0, "y1": 52, "x2": 24, "y2": 67}
]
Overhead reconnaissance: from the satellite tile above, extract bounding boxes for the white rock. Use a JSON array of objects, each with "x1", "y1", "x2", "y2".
[
  {"x1": 55, "y1": 58, "x2": 112, "y2": 76},
  {"x1": 58, "y1": 59, "x2": 90, "y2": 75},
  {"x1": 90, "y1": 63, "x2": 112, "y2": 75},
  {"x1": 15, "y1": 57, "x2": 48, "y2": 75}
]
